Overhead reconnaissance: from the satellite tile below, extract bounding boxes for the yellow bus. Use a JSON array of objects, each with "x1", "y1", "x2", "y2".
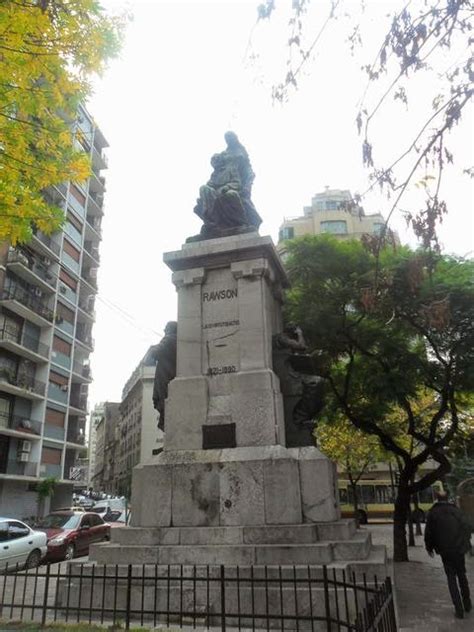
[{"x1": 338, "y1": 479, "x2": 443, "y2": 524}]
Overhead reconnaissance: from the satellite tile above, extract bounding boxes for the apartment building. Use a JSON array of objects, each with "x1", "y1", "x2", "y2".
[
  {"x1": 0, "y1": 105, "x2": 107, "y2": 518},
  {"x1": 278, "y1": 188, "x2": 389, "y2": 245},
  {"x1": 115, "y1": 348, "x2": 163, "y2": 498},
  {"x1": 90, "y1": 402, "x2": 120, "y2": 494}
]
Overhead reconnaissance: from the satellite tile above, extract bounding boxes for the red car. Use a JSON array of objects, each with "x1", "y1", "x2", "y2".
[{"x1": 35, "y1": 511, "x2": 110, "y2": 561}]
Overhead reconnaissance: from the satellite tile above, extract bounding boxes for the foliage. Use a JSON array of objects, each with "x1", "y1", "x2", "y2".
[
  {"x1": 255, "y1": 0, "x2": 473, "y2": 250},
  {"x1": 285, "y1": 234, "x2": 474, "y2": 559},
  {"x1": 317, "y1": 414, "x2": 385, "y2": 484},
  {"x1": 0, "y1": 0, "x2": 126, "y2": 244},
  {"x1": 36, "y1": 476, "x2": 57, "y2": 501}
]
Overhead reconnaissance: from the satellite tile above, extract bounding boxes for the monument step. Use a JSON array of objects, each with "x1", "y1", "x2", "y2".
[
  {"x1": 91, "y1": 534, "x2": 371, "y2": 567},
  {"x1": 109, "y1": 520, "x2": 358, "y2": 547}
]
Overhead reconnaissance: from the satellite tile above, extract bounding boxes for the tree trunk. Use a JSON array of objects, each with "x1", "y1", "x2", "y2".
[
  {"x1": 407, "y1": 504, "x2": 415, "y2": 546},
  {"x1": 350, "y1": 481, "x2": 360, "y2": 526},
  {"x1": 393, "y1": 480, "x2": 411, "y2": 562}
]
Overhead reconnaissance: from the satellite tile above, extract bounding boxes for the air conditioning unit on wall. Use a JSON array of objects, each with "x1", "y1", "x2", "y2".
[
  {"x1": 18, "y1": 440, "x2": 32, "y2": 453},
  {"x1": 17, "y1": 452, "x2": 29, "y2": 463}
]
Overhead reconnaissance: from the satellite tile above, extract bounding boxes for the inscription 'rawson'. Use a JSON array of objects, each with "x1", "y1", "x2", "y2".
[{"x1": 202, "y1": 288, "x2": 238, "y2": 302}]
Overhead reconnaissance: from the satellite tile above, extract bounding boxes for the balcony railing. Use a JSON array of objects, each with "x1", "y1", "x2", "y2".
[
  {"x1": 7, "y1": 251, "x2": 56, "y2": 289},
  {"x1": 31, "y1": 228, "x2": 61, "y2": 256},
  {"x1": 72, "y1": 360, "x2": 91, "y2": 379},
  {"x1": 69, "y1": 395, "x2": 88, "y2": 411},
  {"x1": 1, "y1": 285, "x2": 54, "y2": 322},
  {"x1": 66, "y1": 430, "x2": 86, "y2": 445},
  {"x1": 0, "y1": 325, "x2": 49, "y2": 357},
  {"x1": 0, "y1": 411, "x2": 42, "y2": 435},
  {"x1": 2, "y1": 461, "x2": 38, "y2": 477},
  {"x1": 0, "y1": 370, "x2": 46, "y2": 396},
  {"x1": 75, "y1": 325, "x2": 94, "y2": 349},
  {"x1": 85, "y1": 215, "x2": 102, "y2": 236},
  {"x1": 84, "y1": 241, "x2": 100, "y2": 262}
]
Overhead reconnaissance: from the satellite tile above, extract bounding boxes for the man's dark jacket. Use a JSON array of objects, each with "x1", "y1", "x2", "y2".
[{"x1": 424, "y1": 501, "x2": 473, "y2": 556}]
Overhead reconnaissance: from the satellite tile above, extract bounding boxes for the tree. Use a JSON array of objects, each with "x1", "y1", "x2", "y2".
[
  {"x1": 316, "y1": 415, "x2": 387, "y2": 523},
  {"x1": 36, "y1": 476, "x2": 57, "y2": 519},
  {"x1": 0, "y1": 0, "x2": 126, "y2": 244},
  {"x1": 285, "y1": 234, "x2": 474, "y2": 561},
  {"x1": 256, "y1": 0, "x2": 473, "y2": 250}
]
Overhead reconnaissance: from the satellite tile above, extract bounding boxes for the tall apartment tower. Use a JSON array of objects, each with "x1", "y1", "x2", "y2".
[
  {"x1": 278, "y1": 189, "x2": 388, "y2": 244},
  {"x1": 0, "y1": 104, "x2": 107, "y2": 518}
]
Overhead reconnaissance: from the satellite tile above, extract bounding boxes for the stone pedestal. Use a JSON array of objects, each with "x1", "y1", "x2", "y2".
[{"x1": 90, "y1": 233, "x2": 385, "y2": 574}]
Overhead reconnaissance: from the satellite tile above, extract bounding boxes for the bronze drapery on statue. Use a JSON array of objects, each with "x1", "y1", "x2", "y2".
[{"x1": 190, "y1": 131, "x2": 262, "y2": 241}]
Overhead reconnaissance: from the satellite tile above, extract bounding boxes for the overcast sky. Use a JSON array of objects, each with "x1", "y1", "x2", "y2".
[{"x1": 85, "y1": 0, "x2": 473, "y2": 411}]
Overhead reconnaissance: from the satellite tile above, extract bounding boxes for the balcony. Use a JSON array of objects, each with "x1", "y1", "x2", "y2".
[
  {"x1": 1, "y1": 461, "x2": 38, "y2": 478},
  {"x1": 0, "y1": 411, "x2": 42, "y2": 437},
  {"x1": 66, "y1": 428, "x2": 86, "y2": 446},
  {"x1": 0, "y1": 370, "x2": 46, "y2": 400},
  {"x1": 75, "y1": 328, "x2": 94, "y2": 351},
  {"x1": 83, "y1": 241, "x2": 100, "y2": 263},
  {"x1": 1, "y1": 285, "x2": 54, "y2": 326},
  {"x1": 85, "y1": 215, "x2": 102, "y2": 239},
  {"x1": 71, "y1": 360, "x2": 92, "y2": 383},
  {"x1": 86, "y1": 193, "x2": 104, "y2": 217},
  {"x1": 31, "y1": 228, "x2": 61, "y2": 259},
  {"x1": 7, "y1": 251, "x2": 57, "y2": 294},
  {"x1": 43, "y1": 424, "x2": 65, "y2": 441},
  {"x1": 69, "y1": 393, "x2": 88, "y2": 412},
  {"x1": 88, "y1": 170, "x2": 106, "y2": 194},
  {"x1": 0, "y1": 325, "x2": 49, "y2": 363},
  {"x1": 92, "y1": 145, "x2": 108, "y2": 170},
  {"x1": 80, "y1": 270, "x2": 98, "y2": 291},
  {"x1": 47, "y1": 382, "x2": 69, "y2": 405},
  {"x1": 39, "y1": 463, "x2": 62, "y2": 478}
]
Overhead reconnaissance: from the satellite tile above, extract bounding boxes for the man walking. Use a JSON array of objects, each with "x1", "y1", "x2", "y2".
[{"x1": 425, "y1": 490, "x2": 472, "y2": 619}]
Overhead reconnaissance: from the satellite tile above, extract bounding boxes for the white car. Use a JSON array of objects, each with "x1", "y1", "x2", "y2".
[{"x1": 0, "y1": 518, "x2": 47, "y2": 570}]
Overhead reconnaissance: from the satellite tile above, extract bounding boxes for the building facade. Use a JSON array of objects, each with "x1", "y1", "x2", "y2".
[
  {"x1": 0, "y1": 105, "x2": 107, "y2": 519},
  {"x1": 115, "y1": 348, "x2": 163, "y2": 498},
  {"x1": 278, "y1": 188, "x2": 387, "y2": 244},
  {"x1": 90, "y1": 401, "x2": 120, "y2": 494}
]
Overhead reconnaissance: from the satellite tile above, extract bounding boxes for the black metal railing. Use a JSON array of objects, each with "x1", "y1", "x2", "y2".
[
  {"x1": 0, "y1": 325, "x2": 49, "y2": 357},
  {"x1": 0, "y1": 411, "x2": 42, "y2": 435},
  {"x1": 7, "y1": 250, "x2": 56, "y2": 288},
  {"x1": 0, "y1": 370, "x2": 46, "y2": 396},
  {"x1": 0, "y1": 285, "x2": 54, "y2": 322},
  {"x1": 0, "y1": 563, "x2": 397, "y2": 632},
  {"x1": 31, "y1": 228, "x2": 61, "y2": 256}
]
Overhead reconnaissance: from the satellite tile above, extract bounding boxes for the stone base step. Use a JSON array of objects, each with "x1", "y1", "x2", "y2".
[
  {"x1": 90, "y1": 532, "x2": 372, "y2": 566},
  {"x1": 109, "y1": 520, "x2": 358, "y2": 547}
]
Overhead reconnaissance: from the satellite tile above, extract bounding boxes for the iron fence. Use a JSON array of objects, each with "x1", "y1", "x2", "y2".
[{"x1": 0, "y1": 563, "x2": 396, "y2": 632}]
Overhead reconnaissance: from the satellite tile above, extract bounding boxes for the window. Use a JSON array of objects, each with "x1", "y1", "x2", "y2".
[
  {"x1": 41, "y1": 446, "x2": 62, "y2": 465},
  {"x1": 279, "y1": 226, "x2": 295, "y2": 241},
  {"x1": 45, "y1": 407, "x2": 65, "y2": 428},
  {"x1": 8, "y1": 521, "x2": 30, "y2": 540},
  {"x1": 0, "y1": 522, "x2": 9, "y2": 542},
  {"x1": 325, "y1": 200, "x2": 339, "y2": 210},
  {"x1": 373, "y1": 222, "x2": 385, "y2": 235},
  {"x1": 320, "y1": 220, "x2": 347, "y2": 234},
  {"x1": 90, "y1": 514, "x2": 103, "y2": 526}
]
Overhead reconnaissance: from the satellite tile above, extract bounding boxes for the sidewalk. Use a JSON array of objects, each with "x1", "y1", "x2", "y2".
[{"x1": 366, "y1": 524, "x2": 474, "y2": 632}]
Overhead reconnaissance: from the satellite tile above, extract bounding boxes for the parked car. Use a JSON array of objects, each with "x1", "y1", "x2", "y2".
[
  {"x1": 104, "y1": 509, "x2": 130, "y2": 527},
  {"x1": 55, "y1": 506, "x2": 86, "y2": 513},
  {"x1": 35, "y1": 512, "x2": 110, "y2": 562},
  {"x1": 92, "y1": 499, "x2": 126, "y2": 519},
  {"x1": 0, "y1": 517, "x2": 47, "y2": 570}
]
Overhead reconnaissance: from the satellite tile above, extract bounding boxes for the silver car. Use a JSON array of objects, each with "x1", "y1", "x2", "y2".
[{"x1": 0, "y1": 518, "x2": 47, "y2": 570}]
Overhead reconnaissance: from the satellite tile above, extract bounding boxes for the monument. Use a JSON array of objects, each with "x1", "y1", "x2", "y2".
[{"x1": 90, "y1": 133, "x2": 385, "y2": 572}]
